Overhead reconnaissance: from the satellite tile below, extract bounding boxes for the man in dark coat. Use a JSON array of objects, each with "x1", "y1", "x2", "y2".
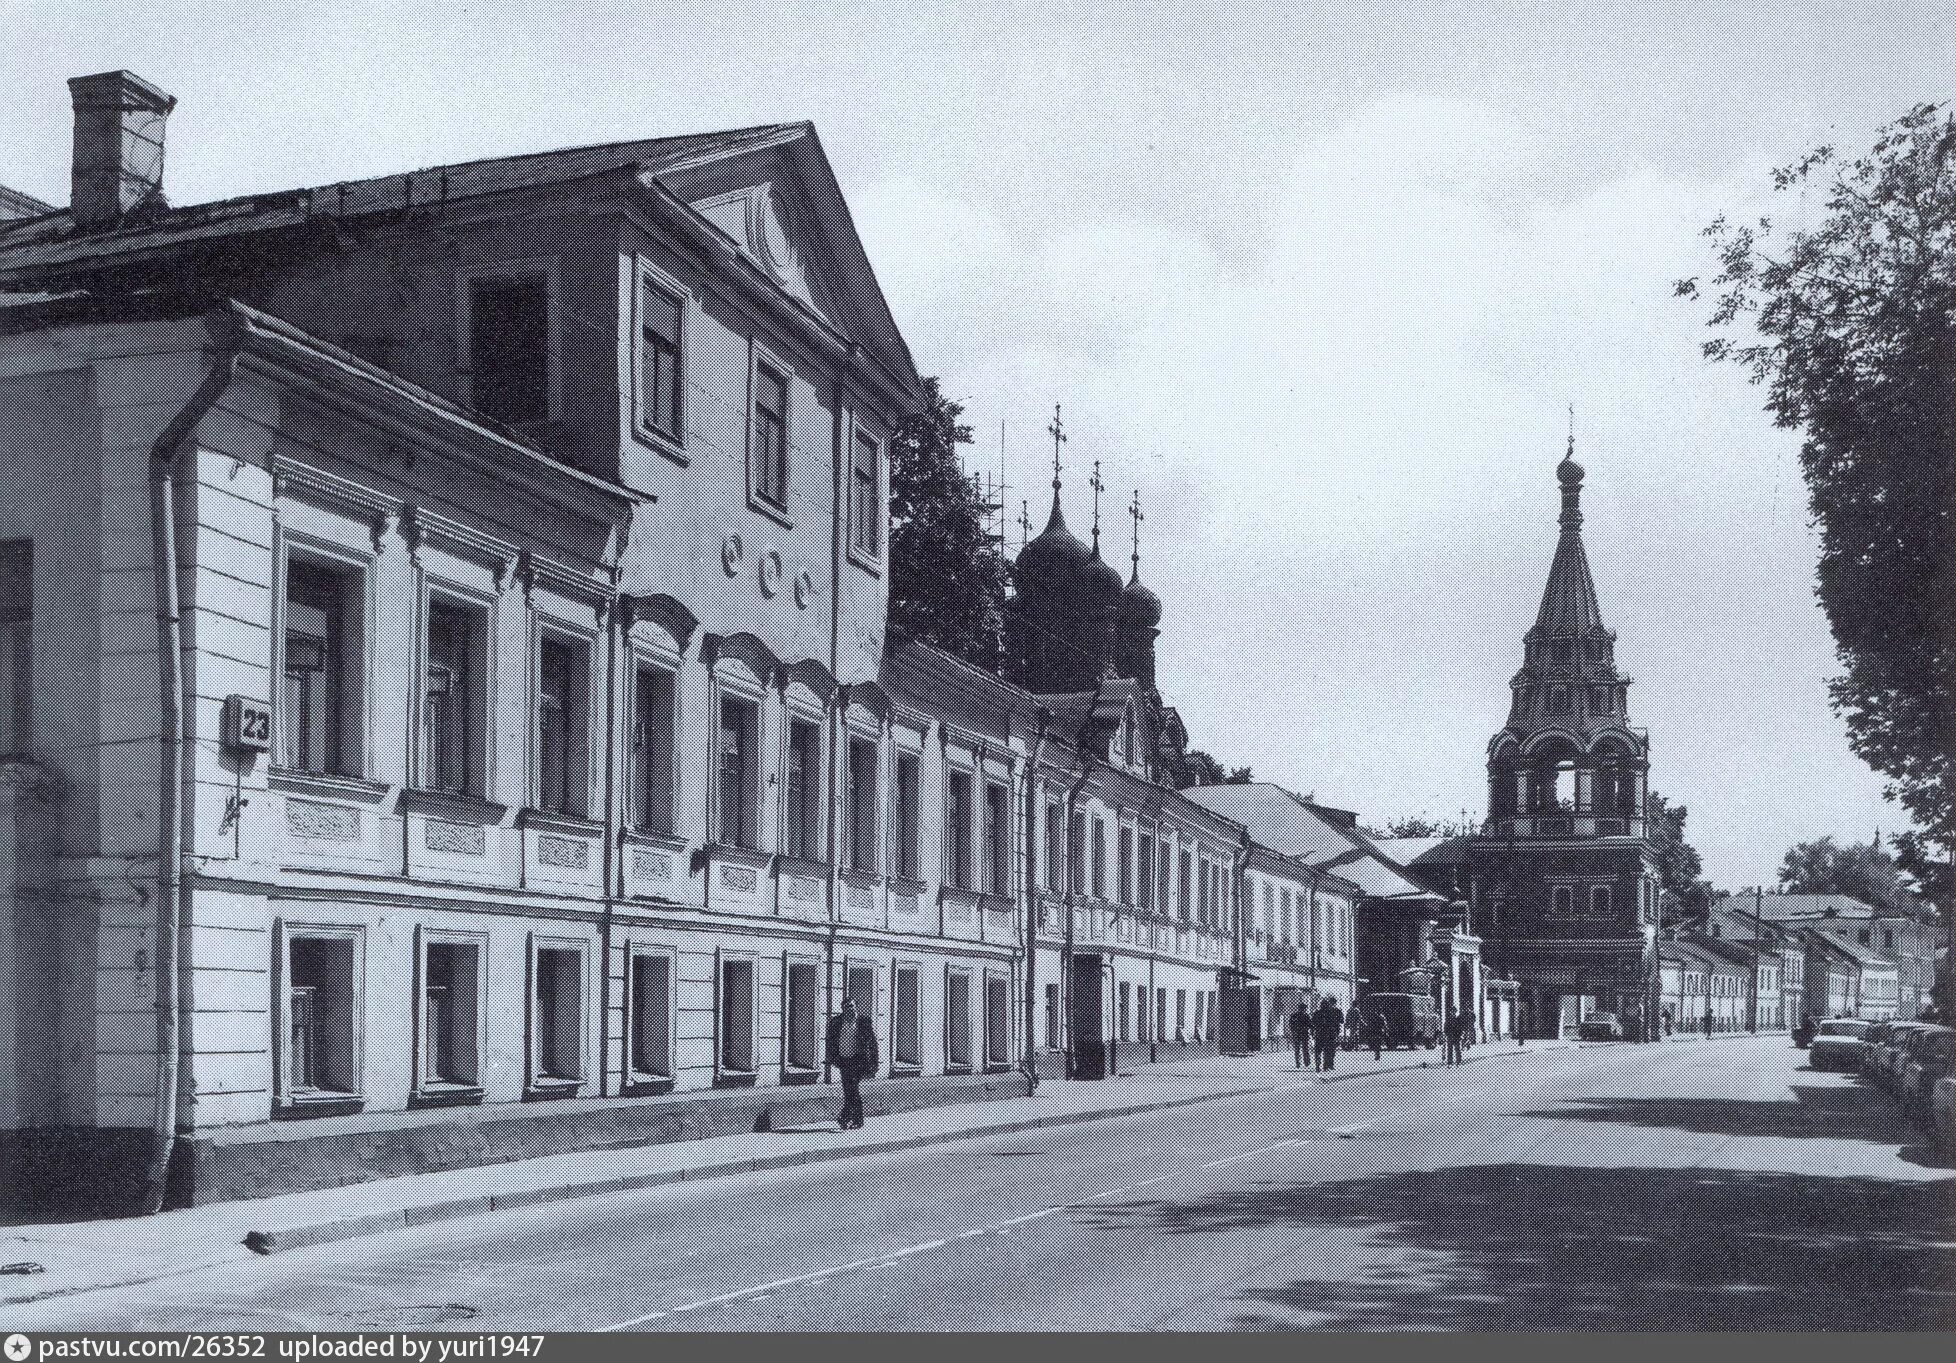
[
  {"x1": 827, "y1": 996, "x2": 879, "y2": 1130},
  {"x1": 1286, "y1": 1003, "x2": 1310, "y2": 1069},
  {"x1": 1311, "y1": 997, "x2": 1344, "y2": 1072},
  {"x1": 1443, "y1": 1008, "x2": 1468, "y2": 1065},
  {"x1": 1363, "y1": 1007, "x2": 1386, "y2": 1060}
]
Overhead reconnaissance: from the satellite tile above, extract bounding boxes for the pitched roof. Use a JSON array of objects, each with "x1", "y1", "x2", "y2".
[
  {"x1": 1181, "y1": 783, "x2": 1443, "y2": 904},
  {"x1": 1724, "y1": 892, "x2": 1878, "y2": 921},
  {"x1": 0, "y1": 125, "x2": 804, "y2": 275}
]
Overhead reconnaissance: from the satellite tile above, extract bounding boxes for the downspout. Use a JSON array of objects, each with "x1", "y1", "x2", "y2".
[
  {"x1": 599, "y1": 586, "x2": 620, "y2": 1094},
  {"x1": 1229, "y1": 832, "x2": 1250, "y2": 1052},
  {"x1": 142, "y1": 315, "x2": 243, "y2": 1215},
  {"x1": 1020, "y1": 708, "x2": 1048, "y2": 1095},
  {"x1": 825, "y1": 361, "x2": 848, "y2": 1075},
  {"x1": 1060, "y1": 754, "x2": 1092, "y2": 1077}
]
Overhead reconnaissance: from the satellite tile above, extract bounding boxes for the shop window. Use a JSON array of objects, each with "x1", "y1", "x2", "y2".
[
  {"x1": 424, "y1": 598, "x2": 487, "y2": 797},
  {"x1": 535, "y1": 634, "x2": 590, "y2": 816},
  {"x1": 0, "y1": 541, "x2": 26, "y2": 753},
  {"x1": 894, "y1": 751, "x2": 921, "y2": 879},
  {"x1": 281, "y1": 555, "x2": 361, "y2": 776},
  {"x1": 719, "y1": 955, "x2": 757, "y2": 1074},
  {"x1": 464, "y1": 269, "x2": 552, "y2": 425},
  {"x1": 715, "y1": 695, "x2": 759, "y2": 849},
  {"x1": 631, "y1": 664, "x2": 676, "y2": 833},
  {"x1": 893, "y1": 964, "x2": 921, "y2": 1069},
  {"x1": 947, "y1": 970, "x2": 973, "y2": 1069},
  {"x1": 531, "y1": 942, "x2": 585, "y2": 1086},
  {"x1": 282, "y1": 928, "x2": 360, "y2": 1103},
  {"x1": 785, "y1": 959, "x2": 820, "y2": 1073},
  {"x1": 628, "y1": 948, "x2": 673, "y2": 1082},
  {"x1": 985, "y1": 974, "x2": 1011, "y2": 1067},
  {"x1": 847, "y1": 736, "x2": 878, "y2": 873},
  {"x1": 420, "y1": 937, "x2": 481, "y2": 1091},
  {"x1": 983, "y1": 780, "x2": 1010, "y2": 894},
  {"x1": 785, "y1": 719, "x2": 822, "y2": 860},
  {"x1": 946, "y1": 769, "x2": 974, "y2": 888}
]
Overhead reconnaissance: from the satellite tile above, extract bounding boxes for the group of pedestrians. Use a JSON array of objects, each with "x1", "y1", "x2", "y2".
[{"x1": 1286, "y1": 998, "x2": 1478, "y2": 1071}]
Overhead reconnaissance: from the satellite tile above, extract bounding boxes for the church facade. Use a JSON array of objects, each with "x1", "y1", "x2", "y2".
[{"x1": 1462, "y1": 448, "x2": 1660, "y2": 1038}]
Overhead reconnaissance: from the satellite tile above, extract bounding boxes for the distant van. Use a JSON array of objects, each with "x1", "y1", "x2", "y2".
[{"x1": 1345, "y1": 992, "x2": 1442, "y2": 1050}]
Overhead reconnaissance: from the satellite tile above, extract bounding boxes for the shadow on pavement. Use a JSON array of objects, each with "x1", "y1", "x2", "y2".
[
  {"x1": 1080, "y1": 1163, "x2": 1956, "y2": 1330},
  {"x1": 1510, "y1": 1086, "x2": 1903, "y2": 1142}
]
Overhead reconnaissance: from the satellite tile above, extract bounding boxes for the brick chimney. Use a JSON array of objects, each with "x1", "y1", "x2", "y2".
[{"x1": 67, "y1": 71, "x2": 176, "y2": 229}]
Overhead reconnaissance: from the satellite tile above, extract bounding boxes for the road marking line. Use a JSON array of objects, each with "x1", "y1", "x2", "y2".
[{"x1": 599, "y1": 1130, "x2": 1320, "y2": 1330}]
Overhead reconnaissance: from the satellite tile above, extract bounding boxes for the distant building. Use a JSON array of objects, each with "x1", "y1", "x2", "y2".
[{"x1": 1722, "y1": 892, "x2": 1939, "y2": 1020}]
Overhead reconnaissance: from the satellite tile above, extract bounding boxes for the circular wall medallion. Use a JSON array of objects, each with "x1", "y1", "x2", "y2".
[
  {"x1": 759, "y1": 550, "x2": 783, "y2": 598},
  {"x1": 793, "y1": 569, "x2": 815, "y2": 610},
  {"x1": 720, "y1": 533, "x2": 744, "y2": 577}
]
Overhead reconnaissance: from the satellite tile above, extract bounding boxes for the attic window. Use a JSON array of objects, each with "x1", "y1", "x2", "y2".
[
  {"x1": 464, "y1": 267, "x2": 553, "y2": 425},
  {"x1": 639, "y1": 276, "x2": 684, "y2": 443}
]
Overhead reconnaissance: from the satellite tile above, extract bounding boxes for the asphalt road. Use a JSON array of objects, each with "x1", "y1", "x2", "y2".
[{"x1": 11, "y1": 1036, "x2": 1955, "y2": 1331}]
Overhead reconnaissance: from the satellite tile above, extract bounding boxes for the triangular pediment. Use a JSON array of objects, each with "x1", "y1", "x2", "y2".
[{"x1": 653, "y1": 130, "x2": 920, "y2": 402}]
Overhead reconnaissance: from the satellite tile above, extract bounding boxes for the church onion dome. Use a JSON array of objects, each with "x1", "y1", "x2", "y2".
[
  {"x1": 1081, "y1": 544, "x2": 1124, "y2": 604},
  {"x1": 1120, "y1": 568, "x2": 1162, "y2": 626},
  {"x1": 1013, "y1": 497, "x2": 1090, "y2": 593}
]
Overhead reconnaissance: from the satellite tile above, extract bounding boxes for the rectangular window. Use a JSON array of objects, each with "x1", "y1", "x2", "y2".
[
  {"x1": 281, "y1": 556, "x2": 359, "y2": 775},
  {"x1": 0, "y1": 541, "x2": 26, "y2": 754},
  {"x1": 1117, "y1": 826, "x2": 1133, "y2": 905},
  {"x1": 424, "y1": 599, "x2": 485, "y2": 796},
  {"x1": 285, "y1": 931, "x2": 359, "y2": 1099},
  {"x1": 1137, "y1": 984, "x2": 1151, "y2": 1042},
  {"x1": 420, "y1": 938, "x2": 481, "y2": 1089},
  {"x1": 1044, "y1": 802, "x2": 1063, "y2": 893},
  {"x1": 535, "y1": 635, "x2": 589, "y2": 815},
  {"x1": 847, "y1": 736, "x2": 878, "y2": 873},
  {"x1": 1198, "y1": 859, "x2": 1211, "y2": 925},
  {"x1": 1068, "y1": 811, "x2": 1086, "y2": 896},
  {"x1": 947, "y1": 970, "x2": 973, "y2": 1069},
  {"x1": 985, "y1": 975, "x2": 1010, "y2": 1067},
  {"x1": 751, "y1": 361, "x2": 789, "y2": 508},
  {"x1": 847, "y1": 963, "x2": 877, "y2": 1023},
  {"x1": 1155, "y1": 988, "x2": 1166, "y2": 1042},
  {"x1": 893, "y1": 964, "x2": 921, "y2": 1068},
  {"x1": 1092, "y1": 818, "x2": 1107, "y2": 899},
  {"x1": 532, "y1": 943, "x2": 584, "y2": 1085},
  {"x1": 627, "y1": 948, "x2": 673, "y2": 1081},
  {"x1": 895, "y1": 752, "x2": 921, "y2": 880},
  {"x1": 719, "y1": 955, "x2": 756, "y2": 1074},
  {"x1": 716, "y1": 695, "x2": 759, "y2": 849},
  {"x1": 851, "y1": 427, "x2": 881, "y2": 558},
  {"x1": 639, "y1": 278, "x2": 683, "y2": 441},
  {"x1": 947, "y1": 770, "x2": 974, "y2": 888},
  {"x1": 785, "y1": 719, "x2": 822, "y2": 860},
  {"x1": 466, "y1": 270, "x2": 550, "y2": 425},
  {"x1": 785, "y1": 959, "x2": 820, "y2": 1072},
  {"x1": 632, "y1": 664, "x2": 676, "y2": 833},
  {"x1": 1178, "y1": 850, "x2": 1193, "y2": 921},
  {"x1": 1119, "y1": 982, "x2": 1132, "y2": 1043},
  {"x1": 1176, "y1": 989, "x2": 1187, "y2": 1041},
  {"x1": 1044, "y1": 982, "x2": 1060, "y2": 1050},
  {"x1": 983, "y1": 781, "x2": 1010, "y2": 895},
  {"x1": 1138, "y1": 835, "x2": 1155, "y2": 912}
]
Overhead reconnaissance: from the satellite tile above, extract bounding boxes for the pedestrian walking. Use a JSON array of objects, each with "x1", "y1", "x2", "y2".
[
  {"x1": 1702, "y1": 1007, "x2": 1714, "y2": 1039},
  {"x1": 1661, "y1": 1005, "x2": 1673, "y2": 1038},
  {"x1": 1286, "y1": 1003, "x2": 1310, "y2": 1070},
  {"x1": 1363, "y1": 1008, "x2": 1385, "y2": 1060},
  {"x1": 1311, "y1": 997, "x2": 1344, "y2": 1072},
  {"x1": 1443, "y1": 1008, "x2": 1468, "y2": 1065},
  {"x1": 826, "y1": 996, "x2": 879, "y2": 1130}
]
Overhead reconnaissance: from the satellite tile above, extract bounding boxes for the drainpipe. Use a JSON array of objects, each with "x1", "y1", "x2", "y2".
[
  {"x1": 142, "y1": 313, "x2": 243, "y2": 1215},
  {"x1": 1228, "y1": 832, "x2": 1249, "y2": 1053},
  {"x1": 1060, "y1": 754, "x2": 1092, "y2": 1078},
  {"x1": 1020, "y1": 709, "x2": 1048, "y2": 1095}
]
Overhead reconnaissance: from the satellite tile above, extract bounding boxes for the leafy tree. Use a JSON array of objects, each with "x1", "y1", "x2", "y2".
[
  {"x1": 1647, "y1": 792, "x2": 1715, "y2": 922},
  {"x1": 1365, "y1": 813, "x2": 1478, "y2": 838},
  {"x1": 1677, "y1": 105, "x2": 1955, "y2": 878},
  {"x1": 1777, "y1": 834, "x2": 1917, "y2": 913},
  {"x1": 1174, "y1": 750, "x2": 1252, "y2": 788},
  {"x1": 888, "y1": 378, "x2": 1010, "y2": 669}
]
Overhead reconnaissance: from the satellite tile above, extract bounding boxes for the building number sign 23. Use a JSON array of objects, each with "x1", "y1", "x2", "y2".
[{"x1": 222, "y1": 695, "x2": 273, "y2": 752}]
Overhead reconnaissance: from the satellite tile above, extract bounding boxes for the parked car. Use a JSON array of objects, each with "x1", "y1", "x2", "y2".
[
  {"x1": 1578, "y1": 1012, "x2": 1623, "y2": 1041},
  {"x1": 1806, "y1": 1018, "x2": 1873, "y2": 1071},
  {"x1": 1868, "y1": 1022, "x2": 1930, "y2": 1091},
  {"x1": 1858, "y1": 1021, "x2": 1893, "y2": 1081},
  {"x1": 1897, "y1": 1026, "x2": 1956, "y2": 1117},
  {"x1": 1931, "y1": 1075, "x2": 1956, "y2": 1154},
  {"x1": 1343, "y1": 993, "x2": 1441, "y2": 1050}
]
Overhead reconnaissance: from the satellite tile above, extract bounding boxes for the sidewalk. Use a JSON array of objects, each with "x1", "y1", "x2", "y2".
[{"x1": 0, "y1": 1037, "x2": 1570, "y2": 1309}]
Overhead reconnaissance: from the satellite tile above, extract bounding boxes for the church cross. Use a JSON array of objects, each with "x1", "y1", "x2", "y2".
[
  {"x1": 1047, "y1": 404, "x2": 1067, "y2": 492},
  {"x1": 1128, "y1": 491, "x2": 1144, "y2": 573},
  {"x1": 1089, "y1": 460, "x2": 1105, "y2": 547},
  {"x1": 1018, "y1": 499, "x2": 1032, "y2": 549}
]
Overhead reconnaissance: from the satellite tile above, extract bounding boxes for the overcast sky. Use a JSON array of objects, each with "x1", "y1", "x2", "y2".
[{"x1": 7, "y1": 1, "x2": 1950, "y2": 888}]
